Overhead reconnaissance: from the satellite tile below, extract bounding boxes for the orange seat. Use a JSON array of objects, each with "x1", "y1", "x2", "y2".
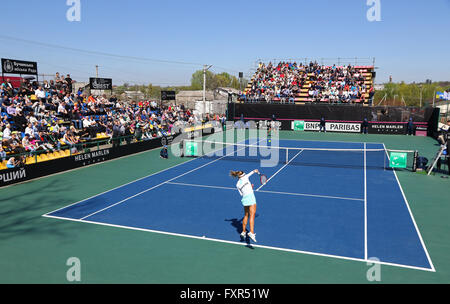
[{"x1": 26, "y1": 157, "x2": 36, "y2": 165}]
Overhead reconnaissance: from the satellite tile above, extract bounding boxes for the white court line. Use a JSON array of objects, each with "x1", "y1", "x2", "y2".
[
  {"x1": 43, "y1": 138, "x2": 253, "y2": 217},
  {"x1": 167, "y1": 182, "x2": 236, "y2": 191},
  {"x1": 364, "y1": 143, "x2": 368, "y2": 261},
  {"x1": 41, "y1": 140, "x2": 435, "y2": 273},
  {"x1": 41, "y1": 213, "x2": 435, "y2": 272},
  {"x1": 78, "y1": 139, "x2": 265, "y2": 220},
  {"x1": 41, "y1": 139, "x2": 435, "y2": 272},
  {"x1": 256, "y1": 149, "x2": 304, "y2": 192},
  {"x1": 43, "y1": 146, "x2": 200, "y2": 216},
  {"x1": 382, "y1": 144, "x2": 436, "y2": 272},
  {"x1": 167, "y1": 181, "x2": 364, "y2": 202},
  {"x1": 278, "y1": 138, "x2": 385, "y2": 145}
]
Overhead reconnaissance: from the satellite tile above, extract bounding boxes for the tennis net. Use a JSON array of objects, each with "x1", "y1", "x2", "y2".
[{"x1": 181, "y1": 139, "x2": 418, "y2": 171}]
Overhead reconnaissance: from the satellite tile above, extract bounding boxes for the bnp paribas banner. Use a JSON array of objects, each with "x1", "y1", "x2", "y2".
[{"x1": 292, "y1": 121, "x2": 361, "y2": 133}]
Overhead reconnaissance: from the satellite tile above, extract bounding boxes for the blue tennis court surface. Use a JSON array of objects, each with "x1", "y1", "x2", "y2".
[{"x1": 44, "y1": 139, "x2": 434, "y2": 272}]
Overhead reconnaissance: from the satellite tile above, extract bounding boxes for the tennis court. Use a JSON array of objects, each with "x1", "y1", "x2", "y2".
[{"x1": 43, "y1": 137, "x2": 434, "y2": 272}]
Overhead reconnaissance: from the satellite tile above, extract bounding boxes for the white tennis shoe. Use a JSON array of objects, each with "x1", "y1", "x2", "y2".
[
  {"x1": 248, "y1": 232, "x2": 257, "y2": 243},
  {"x1": 240, "y1": 231, "x2": 247, "y2": 241}
]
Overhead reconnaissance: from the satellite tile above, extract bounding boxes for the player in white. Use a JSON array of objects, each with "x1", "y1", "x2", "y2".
[{"x1": 230, "y1": 169, "x2": 260, "y2": 243}]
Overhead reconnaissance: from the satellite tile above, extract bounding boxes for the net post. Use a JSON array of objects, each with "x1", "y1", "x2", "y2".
[
  {"x1": 412, "y1": 150, "x2": 418, "y2": 172},
  {"x1": 180, "y1": 139, "x2": 185, "y2": 158}
]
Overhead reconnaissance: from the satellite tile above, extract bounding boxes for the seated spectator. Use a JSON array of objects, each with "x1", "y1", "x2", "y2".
[
  {"x1": 35, "y1": 86, "x2": 46, "y2": 101},
  {"x1": 62, "y1": 131, "x2": 76, "y2": 146},
  {"x1": 6, "y1": 157, "x2": 21, "y2": 169},
  {"x1": 35, "y1": 131, "x2": 55, "y2": 152},
  {"x1": 22, "y1": 134, "x2": 38, "y2": 152},
  {"x1": 2, "y1": 124, "x2": 12, "y2": 140},
  {"x1": 0, "y1": 146, "x2": 6, "y2": 161}
]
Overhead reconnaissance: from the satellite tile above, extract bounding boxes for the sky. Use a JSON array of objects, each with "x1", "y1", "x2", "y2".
[{"x1": 0, "y1": 0, "x2": 449, "y2": 86}]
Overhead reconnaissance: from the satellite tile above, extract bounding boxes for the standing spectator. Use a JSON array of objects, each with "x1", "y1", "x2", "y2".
[
  {"x1": 124, "y1": 124, "x2": 132, "y2": 145},
  {"x1": 362, "y1": 118, "x2": 369, "y2": 134},
  {"x1": 319, "y1": 117, "x2": 326, "y2": 133},
  {"x1": 65, "y1": 74, "x2": 74, "y2": 93},
  {"x1": 407, "y1": 118, "x2": 415, "y2": 136},
  {"x1": 160, "y1": 145, "x2": 169, "y2": 159},
  {"x1": 368, "y1": 87, "x2": 375, "y2": 106},
  {"x1": 112, "y1": 120, "x2": 121, "y2": 148}
]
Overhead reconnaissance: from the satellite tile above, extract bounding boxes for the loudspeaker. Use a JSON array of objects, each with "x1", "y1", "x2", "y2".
[{"x1": 239, "y1": 72, "x2": 244, "y2": 78}]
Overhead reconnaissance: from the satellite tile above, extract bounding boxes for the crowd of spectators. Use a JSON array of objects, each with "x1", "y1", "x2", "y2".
[
  {"x1": 0, "y1": 73, "x2": 222, "y2": 169},
  {"x1": 240, "y1": 61, "x2": 375, "y2": 104},
  {"x1": 307, "y1": 62, "x2": 374, "y2": 104},
  {"x1": 242, "y1": 61, "x2": 308, "y2": 103}
]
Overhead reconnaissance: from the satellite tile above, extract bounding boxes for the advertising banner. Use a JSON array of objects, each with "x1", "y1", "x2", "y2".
[
  {"x1": 368, "y1": 123, "x2": 406, "y2": 135},
  {"x1": 2, "y1": 58, "x2": 38, "y2": 75},
  {"x1": 89, "y1": 78, "x2": 113, "y2": 90},
  {"x1": 304, "y1": 122, "x2": 362, "y2": 133}
]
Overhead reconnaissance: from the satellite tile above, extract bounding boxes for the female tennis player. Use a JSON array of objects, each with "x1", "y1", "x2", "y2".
[{"x1": 230, "y1": 169, "x2": 260, "y2": 243}]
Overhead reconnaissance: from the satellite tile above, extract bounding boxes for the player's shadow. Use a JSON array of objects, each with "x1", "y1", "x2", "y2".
[{"x1": 224, "y1": 215, "x2": 259, "y2": 249}]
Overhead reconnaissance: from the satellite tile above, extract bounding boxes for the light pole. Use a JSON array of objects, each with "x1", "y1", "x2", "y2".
[
  {"x1": 203, "y1": 64, "x2": 213, "y2": 102},
  {"x1": 203, "y1": 65, "x2": 213, "y2": 115},
  {"x1": 419, "y1": 85, "x2": 424, "y2": 108}
]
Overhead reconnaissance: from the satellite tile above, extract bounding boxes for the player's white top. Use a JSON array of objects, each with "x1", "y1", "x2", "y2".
[{"x1": 236, "y1": 171, "x2": 256, "y2": 197}]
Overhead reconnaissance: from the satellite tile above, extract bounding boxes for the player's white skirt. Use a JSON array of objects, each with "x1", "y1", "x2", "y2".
[{"x1": 241, "y1": 193, "x2": 257, "y2": 207}]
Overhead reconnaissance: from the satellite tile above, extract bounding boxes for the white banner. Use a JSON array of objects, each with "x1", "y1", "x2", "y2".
[{"x1": 304, "y1": 122, "x2": 362, "y2": 133}]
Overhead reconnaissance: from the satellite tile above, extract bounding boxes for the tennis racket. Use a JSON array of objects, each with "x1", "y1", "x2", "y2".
[{"x1": 259, "y1": 173, "x2": 268, "y2": 185}]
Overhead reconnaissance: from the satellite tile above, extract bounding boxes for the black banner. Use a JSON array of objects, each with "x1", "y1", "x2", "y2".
[
  {"x1": 90, "y1": 78, "x2": 113, "y2": 90},
  {"x1": 161, "y1": 91, "x2": 176, "y2": 101},
  {"x1": 1, "y1": 58, "x2": 38, "y2": 75},
  {"x1": 230, "y1": 103, "x2": 434, "y2": 124},
  {"x1": 368, "y1": 123, "x2": 407, "y2": 135},
  {"x1": 0, "y1": 135, "x2": 180, "y2": 188}
]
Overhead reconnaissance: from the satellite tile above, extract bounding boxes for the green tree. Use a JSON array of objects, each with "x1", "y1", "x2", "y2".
[
  {"x1": 191, "y1": 70, "x2": 217, "y2": 90},
  {"x1": 190, "y1": 70, "x2": 247, "y2": 91}
]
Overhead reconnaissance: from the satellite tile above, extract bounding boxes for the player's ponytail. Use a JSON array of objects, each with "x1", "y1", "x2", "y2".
[{"x1": 230, "y1": 171, "x2": 243, "y2": 178}]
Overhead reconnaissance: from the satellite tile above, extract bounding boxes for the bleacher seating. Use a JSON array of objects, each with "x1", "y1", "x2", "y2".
[{"x1": 241, "y1": 61, "x2": 375, "y2": 105}]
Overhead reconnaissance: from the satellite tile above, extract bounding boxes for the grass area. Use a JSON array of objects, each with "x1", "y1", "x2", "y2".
[{"x1": 0, "y1": 132, "x2": 449, "y2": 283}]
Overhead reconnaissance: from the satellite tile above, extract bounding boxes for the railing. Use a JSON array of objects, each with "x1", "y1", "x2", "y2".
[
  {"x1": 234, "y1": 97, "x2": 374, "y2": 106},
  {"x1": 255, "y1": 57, "x2": 376, "y2": 67},
  {"x1": 1, "y1": 134, "x2": 146, "y2": 170},
  {"x1": 1, "y1": 121, "x2": 225, "y2": 171}
]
